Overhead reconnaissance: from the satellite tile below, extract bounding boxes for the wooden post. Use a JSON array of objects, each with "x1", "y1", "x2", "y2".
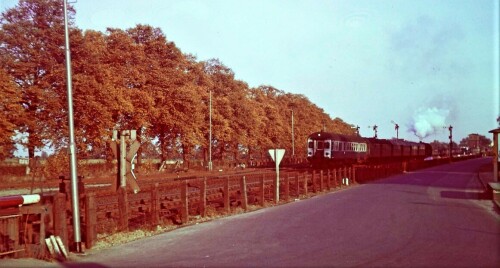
[
  {"x1": 240, "y1": 176, "x2": 248, "y2": 210},
  {"x1": 352, "y1": 166, "x2": 356, "y2": 184},
  {"x1": 39, "y1": 207, "x2": 47, "y2": 257},
  {"x1": 304, "y1": 172, "x2": 308, "y2": 195},
  {"x1": 333, "y1": 169, "x2": 338, "y2": 188},
  {"x1": 53, "y1": 193, "x2": 68, "y2": 250},
  {"x1": 326, "y1": 169, "x2": 331, "y2": 190},
  {"x1": 295, "y1": 172, "x2": 300, "y2": 196},
  {"x1": 84, "y1": 193, "x2": 96, "y2": 249},
  {"x1": 200, "y1": 178, "x2": 207, "y2": 218},
  {"x1": 151, "y1": 183, "x2": 159, "y2": 226},
  {"x1": 284, "y1": 174, "x2": 290, "y2": 202},
  {"x1": 181, "y1": 180, "x2": 189, "y2": 223},
  {"x1": 260, "y1": 174, "x2": 265, "y2": 206},
  {"x1": 320, "y1": 170, "x2": 324, "y2": 192},
  {"x1": 312, "y1": 171, "x2": 317, "y2": 193},
  {"x1": 273, "y1": 174, "x2": 279, "y2": 204},
  {"x1": 117, "y1": 187, "x2": 129, "y2": 231},
  {"x1": 224, "y1": 176, "x2": 230, "y2": 213},
  {"x1": 348, "y1": 167, "x2": 352, "y2": 185}
]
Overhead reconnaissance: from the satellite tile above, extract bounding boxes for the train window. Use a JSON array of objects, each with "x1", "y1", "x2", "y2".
[
  {"x1": 324, "y1": 141, "x2": 330, "y2": 149},
  {"x1": 308, "y1": 141, "x2": 313, "y2": 148},
  {"x1": 317, "y1": 141, "x2": 324, "y2": 149},
  {"x1": 334, "y1": 141, "x2": 340, "y2": 151}
]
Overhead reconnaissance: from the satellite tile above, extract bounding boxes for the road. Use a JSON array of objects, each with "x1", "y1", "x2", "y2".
[{"x1": 3, "y1": 158, "x2": 499, "y2": 267}]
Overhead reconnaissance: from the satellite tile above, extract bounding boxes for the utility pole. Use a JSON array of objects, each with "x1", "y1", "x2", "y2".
[
  {"x1": 291, "y1": 110, "x2": 294, "y2": 156},
  {"x1": 448, "y1": 125, "x2": 453, "y2": 161},
  {"x1": 63, "y1": 0, "x2": 82, "y2": 253},
  {"x1": 208, "y1": 90, "x2": 213, "y2": 171}
]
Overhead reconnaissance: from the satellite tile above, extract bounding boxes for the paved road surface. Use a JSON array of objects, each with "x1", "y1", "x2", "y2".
[{"x1": 3, "y1": 158, "x2": 499, "y2": 267}]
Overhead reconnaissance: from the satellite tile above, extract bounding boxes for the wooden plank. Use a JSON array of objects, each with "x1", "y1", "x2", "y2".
[
  {"x1": 181, "y1": 181, "x2": 189, "y2": 223},
  {"x1": 224, "y1": 177, "x2": 230, "y2": 213},
  {"x1": 260, "y1": 174, "x2": 265, "y2": 206},
  {"x1": 53, "y1": 193, "x2": 68, "y2": 251},
  {"x1": 240, "y1": 176, "x2": 248, "y2": 210},
  {"x1": 85, "y1": 193, "x2": 96, "y2": 249},
  {"x1": 151, "y1": 183, "x2": 159, "y2": 226},
  {"x1": 200, "y1": 178, "x2": 207, "y2": 218}
]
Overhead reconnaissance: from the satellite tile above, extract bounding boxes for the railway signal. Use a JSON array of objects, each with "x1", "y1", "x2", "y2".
[
  {"x1": 391, "y1": 120, "x2": 399, "y2": 140},
  {"x1": 368, "y1": 125, "x2": 378, "y2": 138},
  {"x1": 110, "y1": 130, "x2": 141, "y2": 193}
]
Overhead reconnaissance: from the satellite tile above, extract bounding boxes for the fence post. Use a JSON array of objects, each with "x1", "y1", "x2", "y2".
[
  {"x1": 53, "y1": 193, "x2": 69, "y2": 251},
  {"x1": 325, "y1": 169, "x2": 330, "y2": 190},
  {"x1": 84, "y1": 193, "x2": 96, "y2": 249},
  {"x1": 224, "y1": 176, "x2": 230, "y2": 213},
  {"x1": 333, "y1": 169, "x2": 338, "y2": 188},
  {"x1": 284, "y1": 174, "x2": 290, "y2": 202},
  {"x1": 181, "y1": 180, "x2": 189, "y2": 223},
  {"x1": 352, "y1": 166, "x2": 356, "y2": 184},
  {"x1": 200, "y1": 178, "x2": 207, "y2": 218},
  {"x1": 348, "y1": 167, "x2": 352, "y2": 185},
  {"x1": 320, "y1": 170, "x2": 324, "y2": 192},
  {"x1": 151, "y1": 183, "x2": 159, "y2": 226},
  {"x1": 303, "y1": 172, "x2": 308, "y2": 195},
  {"x1": 240, "y1": 176, "x2": 248, "y2": 210},
  {"x1": 295, "y1": 172, "x2": 300, "y2": 197},
  {"x1": 260, "y1": 174, "x2": 265, "y2": 206},
  {"x1": 39, "y1": 207, "x2": 48, "y2": 257},
  {"x1": 312, "y1": 171, "x2": 317, "y2": 193}
]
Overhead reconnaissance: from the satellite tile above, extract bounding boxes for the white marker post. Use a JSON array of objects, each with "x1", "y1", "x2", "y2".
[{"x1": 269, "y1": 149, "x2": 285, "y2": 204}]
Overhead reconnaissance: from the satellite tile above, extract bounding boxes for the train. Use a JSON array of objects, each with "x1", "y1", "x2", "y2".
[{"x1": 306, "y1": 131, "x2": 432, "y2": 167}]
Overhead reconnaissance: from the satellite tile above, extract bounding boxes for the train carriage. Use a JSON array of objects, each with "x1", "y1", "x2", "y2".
[
  {"x1": 307, "y1": 131, "x2": 432, "y2": 167},
  {"x1": 307, "y1": 132, "x2": 368, "y2": 166}
]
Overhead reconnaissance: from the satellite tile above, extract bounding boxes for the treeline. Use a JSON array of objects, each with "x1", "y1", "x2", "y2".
[{"x1": 0, "y1": 0, "x2": 355, "y2": 165}]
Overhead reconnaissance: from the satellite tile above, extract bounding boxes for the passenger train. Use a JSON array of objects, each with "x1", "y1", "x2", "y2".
[{"x1": 306, "y1": 131, "x2": 432, "y2": 167}]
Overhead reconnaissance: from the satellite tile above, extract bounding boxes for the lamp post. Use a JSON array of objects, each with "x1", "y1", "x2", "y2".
[
  {"x1": 63, "y1": 0, "x2": 82, "y2": 253},
  {"x1": 208, "y1": 90, "x2": 213, "y2": 171},
  {"x1": 291, "y1": 110, "x2": 294, "y2": 157}
]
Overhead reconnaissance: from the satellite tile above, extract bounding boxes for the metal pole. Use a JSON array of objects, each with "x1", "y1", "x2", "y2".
[
  {"x1": 63, "y1": 0, "x2": 82, "y2": 253},
  {"x1": 291, "y1": 110, "x2": 294, "y2": 156},
  {"x1": 275, "y1": 149, "x2": 279, "y2": 204},
  {"x1": 208, "y1": 90, "x2": 213, "y2": 171}
]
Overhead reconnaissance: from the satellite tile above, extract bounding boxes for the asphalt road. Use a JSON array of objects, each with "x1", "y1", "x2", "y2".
[{"x1": 4, "y1": 158, "x2": 500, "y2": 267}]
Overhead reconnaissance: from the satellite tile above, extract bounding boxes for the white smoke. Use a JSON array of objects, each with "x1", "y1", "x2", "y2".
[{"x1": 408, "y1": 107, "x2": 449, "y2": 139}]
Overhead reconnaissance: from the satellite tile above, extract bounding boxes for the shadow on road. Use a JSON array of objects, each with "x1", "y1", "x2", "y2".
[{"x1": 440, "y1": 190, "x2": 490, "y2": 200}]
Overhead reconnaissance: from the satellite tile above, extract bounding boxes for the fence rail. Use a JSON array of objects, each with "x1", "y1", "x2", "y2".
[{"x1": 0, "y1": 155, "x2": 480, "y2": 259}]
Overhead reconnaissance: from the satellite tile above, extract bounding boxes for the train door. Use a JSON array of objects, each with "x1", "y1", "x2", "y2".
[
  {"x1": 324, "y1": 140, "x2": 331, "y2": 158},
  {"x1": 307, "y1": 139, "x2": 314, "y2": 158}
]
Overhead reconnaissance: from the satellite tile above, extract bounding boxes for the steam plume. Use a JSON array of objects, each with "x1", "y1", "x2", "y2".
[{"x1": 408, "y1": 107, "x2": 449, "y2": 139}]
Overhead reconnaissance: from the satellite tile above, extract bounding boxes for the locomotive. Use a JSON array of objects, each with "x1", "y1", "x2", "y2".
[{"x1": 306, "y1": 131, "x2": 432, "y2": 167}]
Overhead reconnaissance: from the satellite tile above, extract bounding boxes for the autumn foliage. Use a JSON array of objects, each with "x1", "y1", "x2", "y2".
[{"x1": 0, "y1": 0, "x2": 356, "y2": 165}]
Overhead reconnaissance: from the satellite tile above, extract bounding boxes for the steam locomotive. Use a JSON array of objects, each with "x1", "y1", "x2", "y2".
[{"x1": 306, "y1": 131, "x2": 432, "y2": 167}]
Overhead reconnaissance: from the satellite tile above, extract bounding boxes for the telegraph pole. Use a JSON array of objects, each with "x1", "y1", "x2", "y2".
[
  {"x1": 448, "y1": 125, "x2": 453, "y2": 161},
  {"x1": 208, "y1": 90, "x2": 213, "y2": 171},
  {"x1": 63, "y1": 0, "x2": 82, "y2": 253},
  {"x1": 291, "y1": 110, "x2": 294, "y2": 156}
]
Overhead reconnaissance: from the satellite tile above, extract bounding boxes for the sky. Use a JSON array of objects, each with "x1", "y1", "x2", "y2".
[{"x1": 1, "y1": 0, "x2": 499, "y2": 145}]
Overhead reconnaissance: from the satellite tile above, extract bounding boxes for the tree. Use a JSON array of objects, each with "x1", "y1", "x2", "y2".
[
  {"x1": 0, "y1": 0, "x2": 75, "y2": 158},
  {"x1": 0, "y1": 69, "x2": 22, "y2": 159}
]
